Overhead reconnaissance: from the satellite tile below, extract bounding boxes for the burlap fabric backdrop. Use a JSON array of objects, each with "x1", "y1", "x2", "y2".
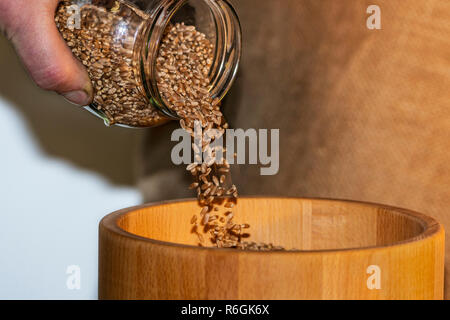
[{"x1": 139, "y1": 0, "x2": 450, "y2": 298}]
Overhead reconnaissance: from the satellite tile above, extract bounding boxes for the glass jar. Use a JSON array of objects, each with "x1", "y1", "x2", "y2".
[{"x1": 55, "y1": 0, "x2": 241, "y2": 128}]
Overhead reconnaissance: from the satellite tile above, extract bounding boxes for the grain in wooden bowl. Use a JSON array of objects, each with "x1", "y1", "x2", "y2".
[{"x1": 99, "y1": 198, "x2": 445, "y2": 300}]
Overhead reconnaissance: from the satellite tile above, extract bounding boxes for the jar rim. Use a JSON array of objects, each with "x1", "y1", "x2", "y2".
[{"x1": 140, "y1": 0, "x2": 242, "y2": 120}]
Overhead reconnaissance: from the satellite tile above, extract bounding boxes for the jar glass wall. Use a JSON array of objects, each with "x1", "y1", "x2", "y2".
[{"x1": 55, "y1": 0, "x2": 241, "y2": 128}]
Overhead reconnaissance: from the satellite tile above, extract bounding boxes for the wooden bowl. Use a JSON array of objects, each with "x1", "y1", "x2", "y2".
[{"x1": 99, "y1": 198, "x2": 444, "y2": 300}]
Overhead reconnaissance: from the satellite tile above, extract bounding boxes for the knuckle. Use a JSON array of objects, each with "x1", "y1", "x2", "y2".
[{"x1": 33, "y1": 65, "x2": 72, "y2": 92}]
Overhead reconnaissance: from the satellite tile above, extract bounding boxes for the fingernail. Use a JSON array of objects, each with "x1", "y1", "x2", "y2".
[{"x1": 62, "y1": 90, "x2": 91, "y2": 106}]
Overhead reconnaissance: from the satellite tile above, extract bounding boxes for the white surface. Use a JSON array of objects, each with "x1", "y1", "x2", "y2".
[
  {"x1": 0, "y1": 98, "x2": 142, "y2": 300},
  {"x1": 0, "y1": 38, "x2": 143, "y2": 300}
]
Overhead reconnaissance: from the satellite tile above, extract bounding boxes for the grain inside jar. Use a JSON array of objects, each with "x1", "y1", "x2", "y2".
[
  {"x1": 56, "y1": 0, "x2": 283, "y2": 251},
  {"x1": 56, "y1": 1, "x2": 165, "y2": 127}
]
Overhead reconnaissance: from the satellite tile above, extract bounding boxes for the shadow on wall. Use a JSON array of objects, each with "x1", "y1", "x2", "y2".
[{"x1": 0, "y1": 36, "x2": 143, "y2": 186}]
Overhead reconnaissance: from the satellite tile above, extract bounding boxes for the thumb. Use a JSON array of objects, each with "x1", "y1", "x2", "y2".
[{"x1": 7, "y1": 0, "x2": 93, "y2": 105}]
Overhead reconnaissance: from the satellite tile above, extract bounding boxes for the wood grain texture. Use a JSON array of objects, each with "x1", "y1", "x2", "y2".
[
  {"x1": 139, "y1": 0, "x2": 450, "y2": 298},
  {"x1": 99, "y1": 198, "x2": 444, "y2": 300}
]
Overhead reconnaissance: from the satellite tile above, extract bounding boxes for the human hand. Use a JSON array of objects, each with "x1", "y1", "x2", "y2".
[{"x1": 0, "y1": 0, "x2": 93, "y2": 105}]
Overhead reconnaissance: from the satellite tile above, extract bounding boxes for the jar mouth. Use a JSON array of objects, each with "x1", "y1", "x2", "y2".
[{"x1": 141, "y1": 0, "x2": 242, "y2": 119}]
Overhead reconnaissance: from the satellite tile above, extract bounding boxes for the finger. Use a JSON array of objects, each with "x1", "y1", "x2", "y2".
[{"x1": 9, "y1": 0, "x2": 93, "y2": 105}]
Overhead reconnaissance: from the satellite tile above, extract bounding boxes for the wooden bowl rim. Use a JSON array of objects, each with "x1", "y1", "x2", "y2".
[{"x1": 100, "y1": 197, "x2": 444, "y2": 254}]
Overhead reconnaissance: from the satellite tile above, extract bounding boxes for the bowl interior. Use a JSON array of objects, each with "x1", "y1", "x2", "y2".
[{"x1": 116, "y1": 198, "x2": 429, "y2": 251}]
